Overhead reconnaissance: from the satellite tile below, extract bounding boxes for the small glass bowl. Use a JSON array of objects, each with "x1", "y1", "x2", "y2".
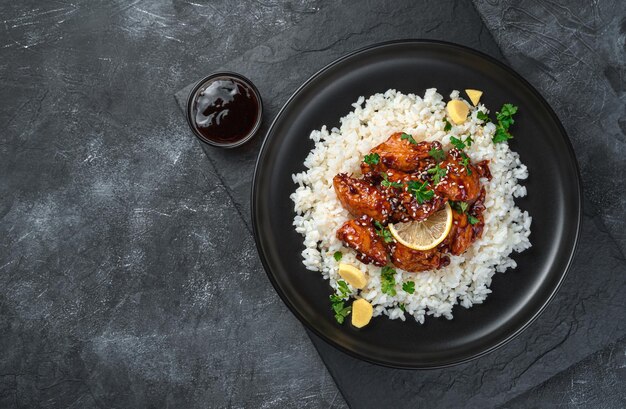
[{"x1": 186, "y1": 72, "x2": 263, "y2": 148}]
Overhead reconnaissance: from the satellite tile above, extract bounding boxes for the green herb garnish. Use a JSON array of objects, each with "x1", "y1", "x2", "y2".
[
  {"x1": 329, "y1": 280, "x2": 352, "y2": 324},
  {"x1": 337, "y1": 280, "x2": 350, "y2": 295},
  {"x1": 380, "y1": 172, "x2": 403, "y2": 189},
  {"x1": 363, "y1": 153, "x2": 380, "y2": 166},
  {"x1": 493, "y1": 127, "x2": 512, "y2": 143},
  {"x1": 428, "y1": 147, "x2": 445, "y2": 162},
  {"x1": 444, "y1": 119, "x2": 452, "y2": 132},
  {"x1": 450, "y1": 135, "x2": 466, "y2": 150},
  {"x1": 460, "y1": 154, "x2": 472, "y2": 175},
  {"x1": 451, "y1": 201, "x2": 480, "y2": 225},
  {"x1": 476, "y1": 111, "x2": 490, "y2": 122},
  {"x1": 329, "y1": 280, "x2": 351, "y2": 302},
  {"x1": 333, "y1": 251, "x2": 343, "y2": 262},
  {"x1": 374, "y1": 220, "x2": 394, "y2": 243},
  {"x1": 407, "y1": 180, "x2": 435, "y2": 204},
  {"x1": 492, "y1": 103, "x2": 518, "y2": 143},
  {"x1": 451, "y1": 135, "x2": 474, "y2": 151},
  {"x1": 381, "y1": 266, "x2": 397, "y2": 296},
  {"x1": 331, "y1": 301, "x2": 351, "y2": 324},
  {"x1": 450, "y1": 201, "x2": 469, "y2": 214},
  {"x1": 427, "y1": 165, "x2": 447, "y2": 185},
  {"x1": 400, "y1": 132, "x2": 418, "y2": 145},
  {"x1": 402, "y1": 281, "x2": 415, "y2": 294},
  {"x1": 398, "y1": 303, "x2": 406, "y2": 312},
  {"x1": 497, "y1": 104, "x2": 518, "y2": 128}
]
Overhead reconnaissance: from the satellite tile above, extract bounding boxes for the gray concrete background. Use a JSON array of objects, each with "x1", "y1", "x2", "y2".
[{"x1": 1, "y1": 0, "x2": 624, "y2": 408}]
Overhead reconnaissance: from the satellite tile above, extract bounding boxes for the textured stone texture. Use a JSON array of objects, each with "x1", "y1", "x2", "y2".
[
  {"x1": 307, "y1": 201, "x2": 625, "y2": 408},
  {"x1": 175, "y1": 0, "x2": 506, "y2": 226},
  {"x1": 1, "y1": 0, "x2": 625, "y2": 408},
  {"x1": 0, "y1": 1, "x2": 342, "y2": 408},
  {"x1": 175, "y1": 0, "x2": 626, "y2": 407},
  {"x1": 503, "y1": 337, "x2": 626, "y2": 409},
  {"x1": 474, "y1": 0, "x2": 626, "y2": 252}
]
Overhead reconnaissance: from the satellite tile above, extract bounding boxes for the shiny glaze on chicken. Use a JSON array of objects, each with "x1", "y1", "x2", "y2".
[
  {"x1": 336, "y1": 216, "x2": 388, "y2": 266},
  {"x1": 333, "y1": 174, "x2": 392, "y2": 221},
  {"x1": 334, "y1": 132, "x2": 491, "y2": 272}
]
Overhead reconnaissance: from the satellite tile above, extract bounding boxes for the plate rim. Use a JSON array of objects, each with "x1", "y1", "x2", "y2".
[{"x1": 251, "y1": 39, "x2": 583, "y2": 369}]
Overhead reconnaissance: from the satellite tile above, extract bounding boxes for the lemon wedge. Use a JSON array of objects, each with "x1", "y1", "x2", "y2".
[
  {"x1": 338, "y1": 263, "x2": 368, "y2": 289},
  {"x1": 351, "y1": 298, "x2": 373, "y2": 328},
  {"x1": 388, "y1": 202, "x2": 453, "y2": 251}
]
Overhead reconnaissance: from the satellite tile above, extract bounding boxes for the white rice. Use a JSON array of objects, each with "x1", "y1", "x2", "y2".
[{"x1": 290, "y1": 89, "x2": 531, "y2": 323}]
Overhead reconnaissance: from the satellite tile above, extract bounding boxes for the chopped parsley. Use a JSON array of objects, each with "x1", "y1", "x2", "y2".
[
  {"x1": 497, "y1": 103, "x2": 518, "y2": 128},
  {"x1": 451, "y1": 135, "x2": 474, "y2": 151},
  {"x1": 374, "y1": 220, "x2": 394, "y2": 243},
  {"x1": 402, "y1": 281, "x2": 415, "y2": 294},
  {"x1": 460, "y1": 154, "x2": 472, "y2": 175},
  {"x1": 337, "y1": 280, "x2": 350, "y2": 295},
  {"x1": 427, "y1": 165, "x2": 447, "y2": 184},
  {"x1": 493, "y1": 127, "x2": 512, "y2": 144},
  {"x1": 329, "y1": 280, "x2": 352, "y2": 324},
  {"x1": 331, "y1": 301, "x2": 351, "y2": 324},
  {"x1": 451, "y1": 201, "x2": 480, "y2": 225},
  {"x1": 428, "y1": 147, "x2": 445, "y2": 162},
  {"x1": 476, "y1": 111, "x2": 490, "y2": 122},
  {"x1": 492, "y1": 103, "x2": 518, "y2": 143},
  {"x1": 363, "y1": 153, "x2": 380, "y2": 166},
  {"x1": 450, "y1": 135, "x2": 466, "y2": 150},
  {"x1": 380, "y1": 172, "x2": 403, "y2": 189},
  {"x1": 443, "y1": 119, "x2": 452, "y2": 132},
  {"x1": 450, "y1": 201, "x2": 469, "y2": 214},
  {"x1": 333, "y1": 251, "x2": 342, "y2": 261},
  {"x1": 381, "y1": 266, "x2": 397, "y2": 296},
  {"x1": 400, "y1": 132, "x2": 418, "y2": 145},
  {"x1": 407, "y1": 180, "x2": 435, "y2": 204},
  {"x1": 468, "y1": 215, "x2": 480, "y2": 225},
  {"x1": 398, "y1": 303, "x2": 406, "y2": 312}
]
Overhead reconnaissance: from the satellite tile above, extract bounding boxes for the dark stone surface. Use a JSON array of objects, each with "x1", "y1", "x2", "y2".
[
  {"x1": 474, "y1": 0, "x2": 626, "y2": 252},
  {"x1": 175, "y1": 0, "x2": 626, "y2": 407},
  {"x1": 0, "y1": 1, "x2": 342, "y2": 408},
  {"x1": 502, "y1": 337, "x2": 626, "y2": 409},
  {"x1": 1, "y1": 0, "x2": 624, "y2": 408},
  {"x1": 175, "y1": 0, "x2": 506, "y2": 227},
  {"x1": 305, "y1": 200, "x2": 625, "y2": 408}
]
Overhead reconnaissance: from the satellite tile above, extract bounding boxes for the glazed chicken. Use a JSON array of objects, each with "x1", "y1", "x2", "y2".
[
  {"x1": 441, "y1": 188, "x2": 487, "y2": 255},
  {"x1": 334, "y1": 132, "x2": 490, "y2": 272},
  {"x1": 390, "y1": 242, "x2": 450, "y2": 272},
  {"x1": 336, "y1": 216, "x2": 388, "y2": 266},
  {"x1": 360, "y1": 132, "x2": 438, "y2": 173},
  {"x1": 434, "y1": 148, "x2": 482, "y2": 202},
  {"x1": 333, "y1": 174, "x2": 391, "y2": 221}
]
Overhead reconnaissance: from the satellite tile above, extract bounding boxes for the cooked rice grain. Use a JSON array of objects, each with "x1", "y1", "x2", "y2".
[{"x1": 290, "y1": 89, "x2": 531, "y2": 323}]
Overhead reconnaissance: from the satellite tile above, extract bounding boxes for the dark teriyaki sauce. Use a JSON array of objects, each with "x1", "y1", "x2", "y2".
[{"x1": 192, "y1": 76, "x2": 260, "y2": 144}]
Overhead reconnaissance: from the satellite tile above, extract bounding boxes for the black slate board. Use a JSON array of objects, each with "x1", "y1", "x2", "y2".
[
  {"x1": 175, "y1": 0, "x2": 626, "y2": 406},
  {"x1": 475, "y1": 0, "x2": 626, "y2": 256},
  {"x1": 303, "y1": 200, "x2": 625, "y2": 408},
  {"x1": 251, "y1": 40, "x2": 582, "y2": 369},
  {"x1": 505, "y1": 336, "x2": 626, "y2": 408}
]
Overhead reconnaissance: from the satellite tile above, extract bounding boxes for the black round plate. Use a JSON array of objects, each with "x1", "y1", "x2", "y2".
[{"x1": 251, "y1": 40, "x2": 582, "y2": 369}]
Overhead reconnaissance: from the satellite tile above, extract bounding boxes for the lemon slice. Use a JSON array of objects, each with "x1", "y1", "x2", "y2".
[{"x1": 389, "y1": 203, "x2": 453, "y2": 250}]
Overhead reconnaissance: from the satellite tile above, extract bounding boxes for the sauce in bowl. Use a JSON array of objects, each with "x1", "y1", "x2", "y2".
[{"x1": 187, "y1": 73, "x2": 262, "y2": 148}]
